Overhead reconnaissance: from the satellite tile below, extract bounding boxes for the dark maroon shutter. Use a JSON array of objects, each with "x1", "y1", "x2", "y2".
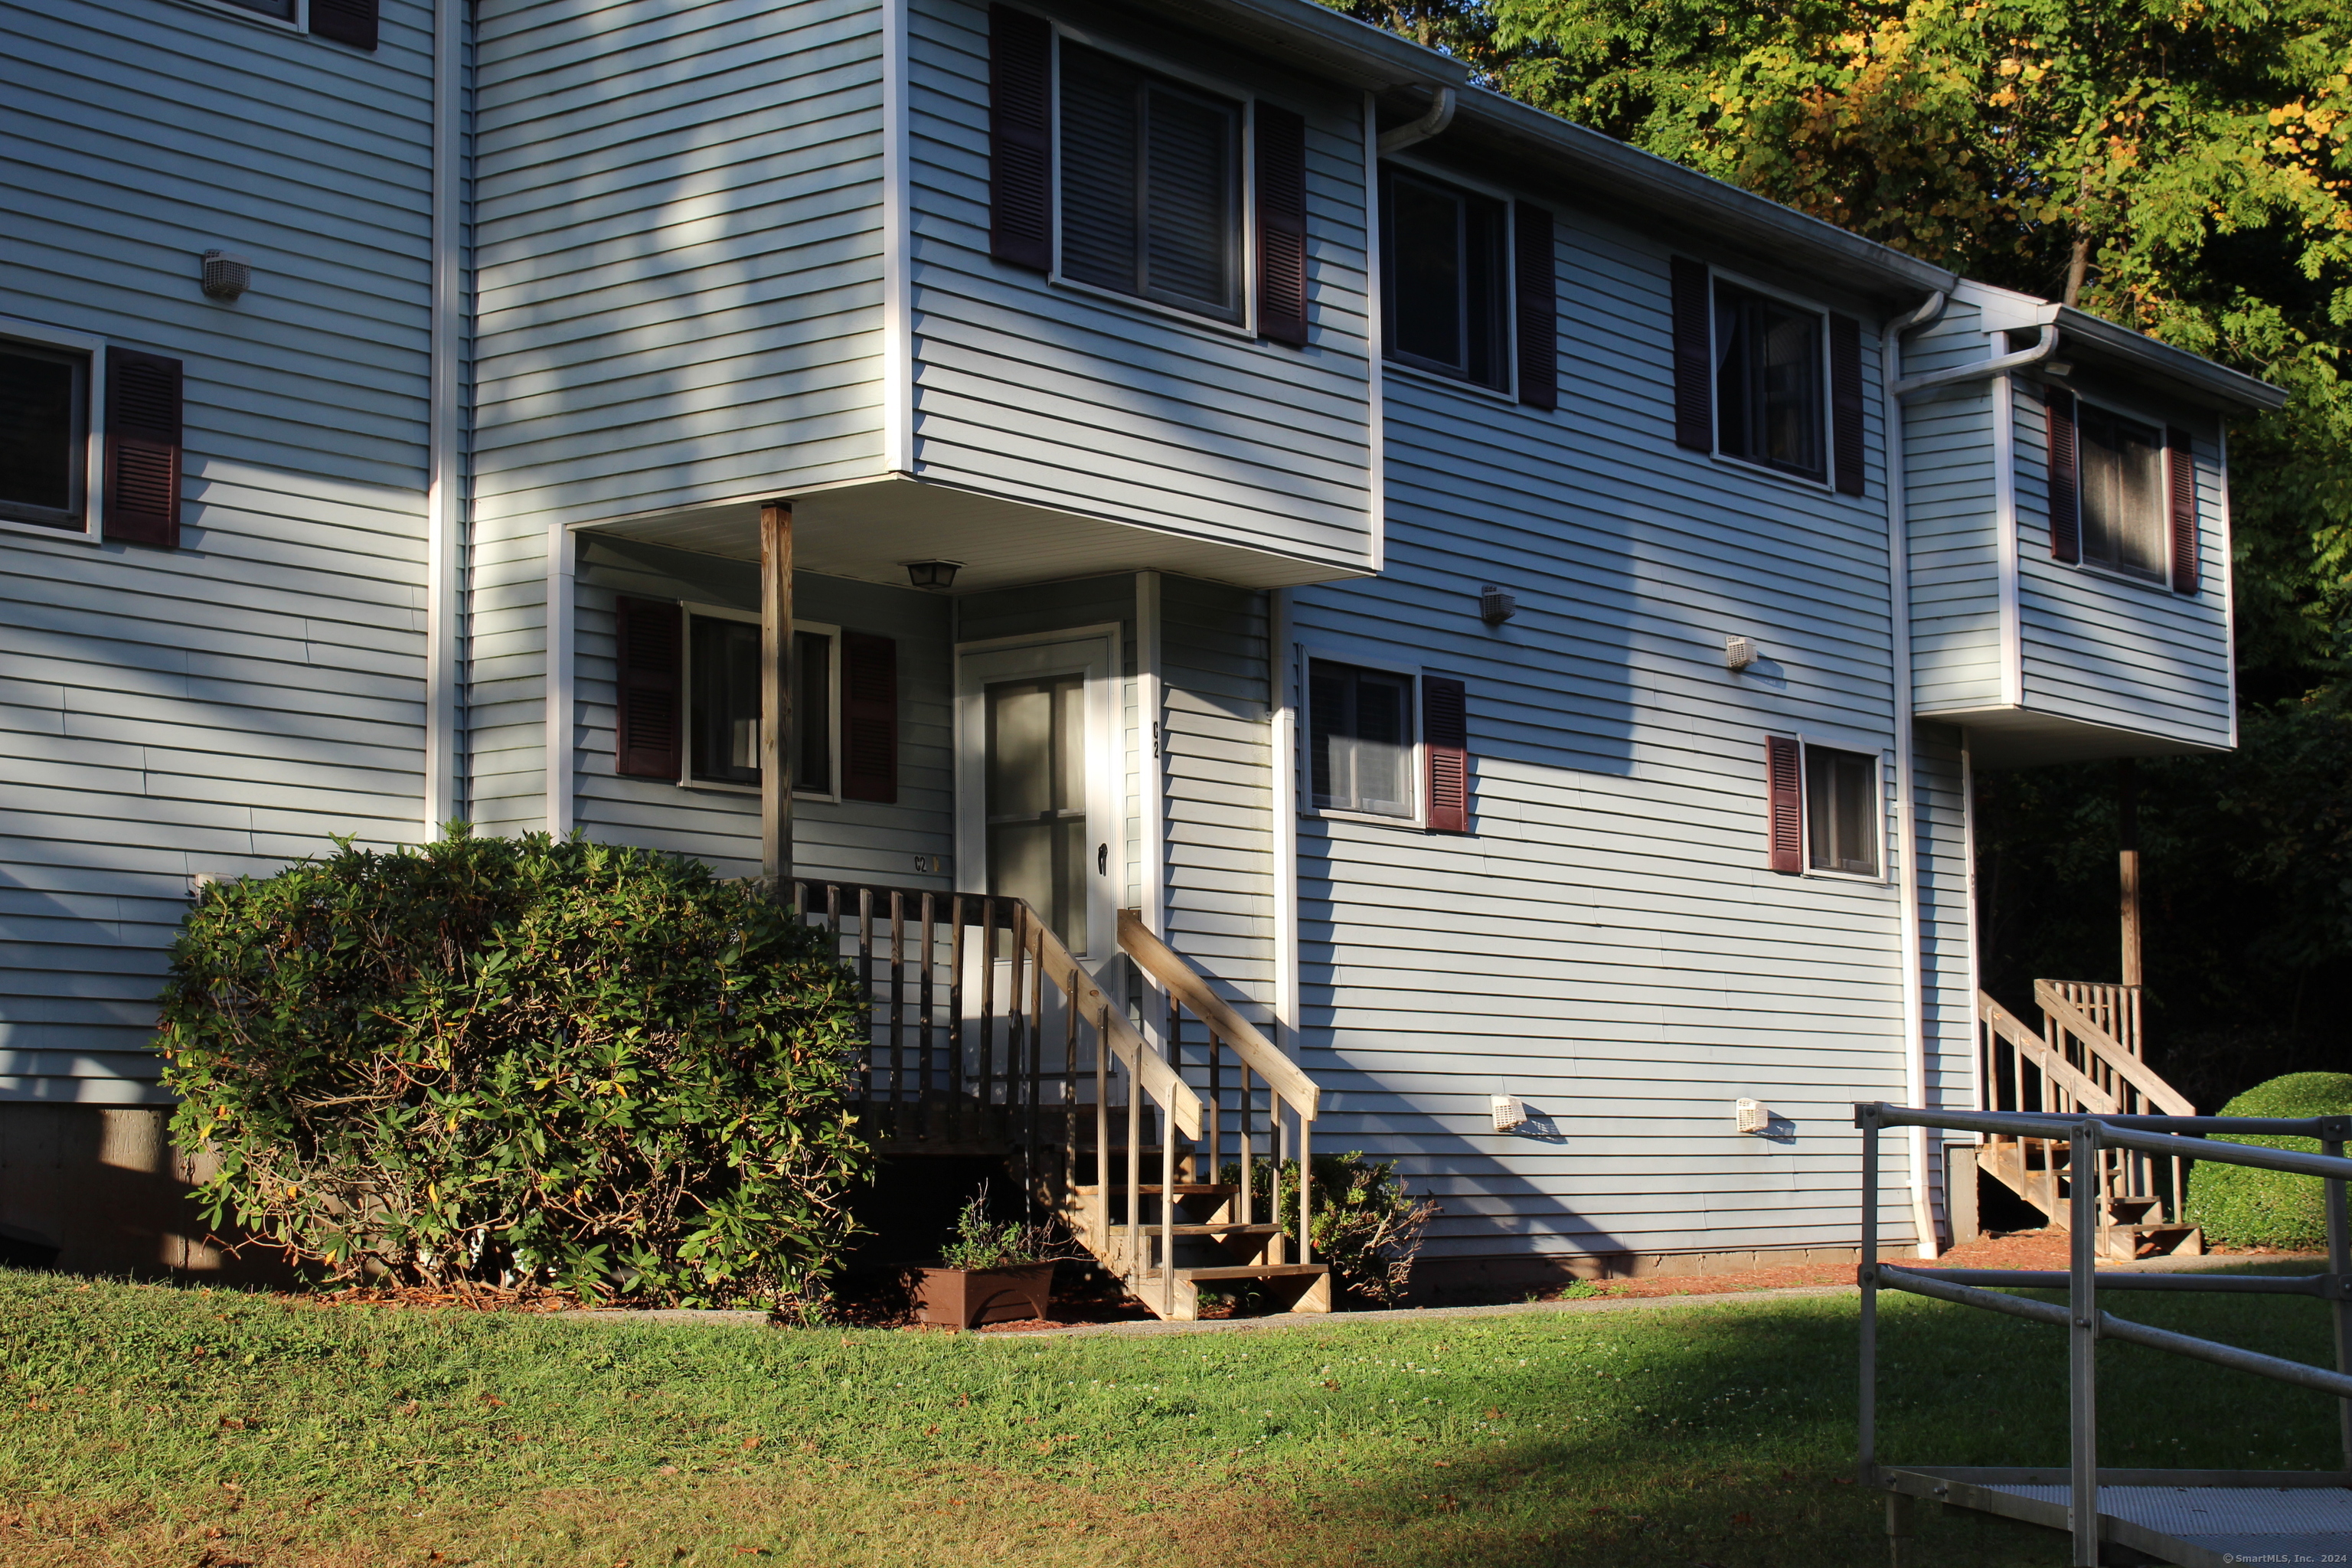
[
  {"x1": 1513, "y1": 203, "x2": 1556, "y2": 411},
  {"x1": 2046, "y1": 388, "x2": 2081, "y2": 564},
  {"x1": 841, "y1": 632, "x2": 899, "y2": 803},
  {"x1": 103, "y1": 348, "x2": 181, "y2": 548},
  {"x1": 1423, "y1": 676, "x2": 1468, "y2": 834},
  {"x1": 1765, "y1": 736, "x2": 1802, "y2": 874},
  {"x1": 988, "y1": 5, "x2": 1054, "y2": 272},
  {"x1": 309, "y1": 0, "x2": 377, "y2": 51},
  {"x1": 2167, "y1": 426, "x2": 2200, "y2": 595},
  {"x1": 1254, "y1": 103, "x2": 1309, "y2": 346},
  {"x1": 1670, "y1": 256, "x2": 1713, "y2": 452},
  {"x1": 1830, "y1": 313, "x2": 1865, "y2": 496},
  {"x1": 613, "y1": 596, "x2": 682, "y2": 779}
]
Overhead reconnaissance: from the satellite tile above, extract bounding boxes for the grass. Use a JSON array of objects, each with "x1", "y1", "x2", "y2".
[{"x1": 0, "y1": 1264, "x2": 2341, "y2": 1566}]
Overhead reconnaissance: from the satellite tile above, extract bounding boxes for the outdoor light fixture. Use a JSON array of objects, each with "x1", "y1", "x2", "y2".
[
  {"x1": 903, "y1": 560, "x2": 961, "y2": 591},
  {"x1": 1724, "y1": 635, "x2": 1759, "y2": 672},
  {"x1": 1478, "y1": 585, "x2": 1517, "y2": 625},
  {"x1": 201, "y1": 250, "x2": 252, "y2": 302}
]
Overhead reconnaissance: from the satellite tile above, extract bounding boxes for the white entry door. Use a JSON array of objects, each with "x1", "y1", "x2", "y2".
[{"x1": 954, "y1": 627, "x2": 1121, "y2": 964}]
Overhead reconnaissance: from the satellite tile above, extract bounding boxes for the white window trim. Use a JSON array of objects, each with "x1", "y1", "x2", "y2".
[
  {"x1": 172, "y1": 0, "x2": 310, "y2": 34},
  {"x1": 1796, "y1": 736, "x2": 1892, "y2": 885},
  {"x1": 0, "y1": 315, "x2": 106, "y2": 547},
  {"x1": 2050, "y1": 383, "x2": 2184, "y2": 590},
  {"x1": 1297, "y1": 642, "x2": 1426, "y2": 829},
  {"x1": 1705, "y1": 263, "x2": 1839, "y2": 495},
  {"x1": 1375, "y1": 156, "x2": 1522, "y2": 402},
  {"x1": 1047, "y1": 24, "x2": 1260, "y2": 338},
  {"x1": 678, "y1": 603, "x2": 841, "y2": 802}
]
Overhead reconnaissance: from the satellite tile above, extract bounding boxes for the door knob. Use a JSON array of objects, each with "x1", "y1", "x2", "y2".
[{"x1": 1097, "y1": 843, "x2": 1109, "y2": 875}]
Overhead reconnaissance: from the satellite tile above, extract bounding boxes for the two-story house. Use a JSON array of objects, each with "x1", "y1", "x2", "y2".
[{"x1": 1, "y1": 0, "x2": 2282, "y2": 1310}]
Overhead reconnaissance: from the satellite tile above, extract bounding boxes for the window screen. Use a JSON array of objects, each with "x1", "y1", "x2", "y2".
[
  {"x1": 2078, "y1": 403, "x2": 2167, "y2": 580},
  {"x1": 0, "y1": 344, "x2": 86, "y2": 530},
  {"x1": 1805, "y1": 745, "x2": 1880, "y2": 877},
  {"x1": 1058, "y1": 43, "x2": 1243, "y2": 323},
  {"x1": 688, "y1": 619, "x2": 833, "y2": 792},
  {"x1": 1383, "y1": 168, "x2": 1507, "y2": 390},
  {"x1": 1714, "y1": 281, "x2": 1826, "y2": 482},
  {"x1": 1310, "y1": 660, "x2": 1413, "y2": 818}
]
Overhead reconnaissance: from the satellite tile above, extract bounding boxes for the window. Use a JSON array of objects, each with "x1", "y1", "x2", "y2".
[
  {"x1": 0, "y1": 341, "x2": 88, "y2": 531},
  {"x1": 1309, "y1": 659, "x2": 1413, "y2": 818},
  {"x1": 1804, "y1": 745, "x2": 1880, "y2": 877},
  {"x1": 1057, "y1": 43, "x2": 1244, "y2": 325},
  {"x1": 686, "y1": 614, "x2": 835, "y2": 794},
  {"x1": 2077, "y1": 403, "x2": 2167, "y2": 580},
  {"x1": 1381, "y1": 168, "x2": 1508, "y2": 390},
  {"x1": 1714, "y1": 280, "x2": 1826, "y2": 482}
]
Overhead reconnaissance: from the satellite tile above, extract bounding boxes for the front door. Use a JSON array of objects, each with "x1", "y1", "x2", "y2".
[{"x1": 955, "y1": 629, "x2": 1120, "y2": 963}]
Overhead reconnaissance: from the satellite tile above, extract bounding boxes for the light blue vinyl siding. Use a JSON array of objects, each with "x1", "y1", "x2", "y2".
[
  {"x1": 569, "y1": 557, "x2": 953, "y2": 884},
  {"x1": 2011, "y1": 378, "x2": 2233, "y2": 750},
  {"x1": 904, "y1": 0, "x2": 1377, "y2": 573},
  {"x1": 1290, "y1": 207, "x2": 1934, "y2": 1256},
  {"x1": 0, "y1": 0, "x2": 436, "y2": 1102},
  {"x1": 467, "y1": 0, "x2": 891, "y2": 831},
  {"x1": 1160, "y1": 578, "x2": 1275, "y2": 1014},
  {"x1": 1903, "y1": 295, "x2": 2006, "y2": 714}
]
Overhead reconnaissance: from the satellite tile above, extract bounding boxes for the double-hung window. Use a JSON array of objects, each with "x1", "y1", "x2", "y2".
[
  {"x1": 1803, "y1": 745, "x2": 1880, "y2": 877},
  {"x1": 1057, "y1": 43, "x2": 1245, "y2": 325},
  {"x1": 2076, "y1": 403, "x2": 2167, "y2": 581},
  {"x1": 685, "y1": 610, "x2": 838, "y2": 796},
  {"x1": 1309, "y1": 660, "x2": 1415, "y2": 818},
  {"x1": 1714, "y1": 279, "x2": 1827, "y2": 482},
  {"x1": 1382, "y1": 168, "x2": 1508, "y2": 391},
  {"x1": 0, "y1": 340, "x2": 89, "y2": 533}
]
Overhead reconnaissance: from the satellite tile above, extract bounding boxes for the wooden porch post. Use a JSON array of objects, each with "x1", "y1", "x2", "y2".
[
  {"x1": 761, "y1": 500, "x2": 795, "y2": 898},
  {"x1": 2117, "y1": 759, "x2": 2141, "y2": 986}
]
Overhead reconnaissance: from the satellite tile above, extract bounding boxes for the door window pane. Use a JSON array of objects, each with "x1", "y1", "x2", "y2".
[
  {"x1": 985, "y1": 673, "x2": 1089, "y2": 952},
  {"x1": 1805, "y1": 745, "x2": 1880, "y2": 876},
  {"x1": 1383, "y1": 168, "x2": 1506, "y2": 389},
  {"x1": 1058, "y1": 44, "x2": 1242, "y2": 323},
  {"x1": 2079, "y1": 403, "x2": 2167, "y2": 580},
  {"x1": 1714, "y1": 281, "x2": 1826, "y2": 482},
  {"x1": 1310, "y1": 660, "x2": 1413, "y2": 817},
  {"x1": 688, "y1": 619, "x2": 833, "y2": 792},
  {"x1": 0, "y1": 345, "x2": 86, "y2": 530}
]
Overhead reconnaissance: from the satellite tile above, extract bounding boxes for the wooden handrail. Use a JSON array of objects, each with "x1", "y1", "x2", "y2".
[
  {"x1": 1037, "y1": 910, "x2": 1204, "y2": 1141},
  {"x1": 2033, "y1": 982, "x2": 2195, "y2": 1117},
  {"x1": 1979, "y1": 991, "x2": 2116, "y2": 1115},
  {"x1": 1118, "y1": 910, "x2": 1318, "y2": 1119}
]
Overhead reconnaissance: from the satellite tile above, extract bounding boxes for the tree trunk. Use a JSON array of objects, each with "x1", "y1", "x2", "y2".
[{"x1": 2063, "y1": 229, "x2": 2094, "y2": 308}]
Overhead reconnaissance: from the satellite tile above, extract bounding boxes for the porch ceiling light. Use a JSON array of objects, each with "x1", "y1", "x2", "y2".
[{"x1": 904, "y1": 560, "x2": 962, "y2": 591}]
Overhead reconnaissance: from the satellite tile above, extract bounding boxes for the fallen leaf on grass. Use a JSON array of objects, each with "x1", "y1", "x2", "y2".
[
  {"x1": 1321, "y1": 1380, "x2": 1340, "y2": 1390},
  {"x1": 475, "y1": 1394, "x2": 505, "y2": 1408},
  {"x1": 740, "y1": 1436, "x2": 761, "y2": 1451},
  {"x1": 1430, "y1": 1460, "x2": 1452, "y2": 1468},
  {"x1": 1732, "y1": 1511, "x2": 1755, "y2": 1524}
]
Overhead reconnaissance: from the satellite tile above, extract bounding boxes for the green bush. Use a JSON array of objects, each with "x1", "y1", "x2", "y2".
[
  {"x1": 1215, "y1": 1151, "x2": 1440, "y2": 1307},
  {"x1": 158, "y1": 830, "x2": 871, "y2": 1308},
  {"x1": 2184, "y1": 1072, "x2": 2352, "y2": 1250}
]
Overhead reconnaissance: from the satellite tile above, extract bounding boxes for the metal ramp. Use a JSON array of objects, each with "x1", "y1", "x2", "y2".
[{"x1": 1855, "y1": 1102, "x2": 2352, "y2": 1566}]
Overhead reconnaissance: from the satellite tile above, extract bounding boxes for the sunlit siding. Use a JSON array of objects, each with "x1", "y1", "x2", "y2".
[
  {"x1": 0, "y1": 0, "x2": 435, "y2": 1102},
  {"x1": 903, "y1": 0, "x2": 1377, "y2": 573},
  {"x1": 467, "y1": 0, "x2": 890, "y2": 832},
  {"x1": 1289, "y1": 202, "x2": 1939, "y2": 1256}
]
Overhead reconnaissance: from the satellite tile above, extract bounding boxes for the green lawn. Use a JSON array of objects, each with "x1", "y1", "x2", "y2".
[{"x1": 0, "y1": 1266, "x2": 2339, "y2": 1566}]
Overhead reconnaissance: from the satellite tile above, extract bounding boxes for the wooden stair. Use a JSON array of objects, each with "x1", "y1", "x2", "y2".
[{"x1": 1971, "y1": 983, "x2": 2203, "y2": 1260}]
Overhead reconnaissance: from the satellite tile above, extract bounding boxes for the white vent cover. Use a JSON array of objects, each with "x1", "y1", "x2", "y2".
[
  {"x1": 1735, "y1": 1098, "x2": 1771, "y2": 1134},
  {"x1": 1724, "y1": 635, "x2": 1759, "y2": 672},
  {"x1": 201, "y1": 251, "x2": 252, "y2": 302},
  {"x1": 1491, "y1": 1094, "x2": 1527, "y2": 1133}
]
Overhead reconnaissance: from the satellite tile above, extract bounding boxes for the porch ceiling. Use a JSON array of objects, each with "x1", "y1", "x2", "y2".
[
  {"x1": 1936, "y1": 707, "x2": 2230, "y2": 770},
  {"x1": 577, "y1": 475, "x2": 1370, "y2": 595}
]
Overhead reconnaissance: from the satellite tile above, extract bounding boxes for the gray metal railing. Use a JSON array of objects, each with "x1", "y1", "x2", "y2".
[{"x1": 1857, "y1": 1102, "x2": 2352, "y2": 1567}]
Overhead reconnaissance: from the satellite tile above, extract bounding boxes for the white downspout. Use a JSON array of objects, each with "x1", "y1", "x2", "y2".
[
  {"x1": 1269, "y1": 586, "x2": 1300, "y2": 1052},
  {"x1": 423, "y1": 0, "x2": 465, "y2": 835},
  {"x1": 1882, "y1": 291, "x2": 1945, "y2": 1259}
]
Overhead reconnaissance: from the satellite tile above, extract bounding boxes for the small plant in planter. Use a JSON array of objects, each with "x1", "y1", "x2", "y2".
[{"x1": 909, "y1": 1190, "x2": 1076, "y2": 1330}]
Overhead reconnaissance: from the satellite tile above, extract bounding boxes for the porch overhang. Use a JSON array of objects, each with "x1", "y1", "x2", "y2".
[
  {"x1": 1926, "y1": 707, "x2": 2231, "y2": 770},
  {"x1": 574, "y1": 475, "x2": 1373, "y2": 594}
]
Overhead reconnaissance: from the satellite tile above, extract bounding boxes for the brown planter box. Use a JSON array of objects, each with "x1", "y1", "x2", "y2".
[{"x1": 909, "y1": 1261, "x2": 1056, "y2": 1329}]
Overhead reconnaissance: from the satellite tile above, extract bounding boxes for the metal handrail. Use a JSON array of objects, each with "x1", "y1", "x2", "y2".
[{"x1": 1856, "y1": 1102, "x2": 2352, "y2": 1568}]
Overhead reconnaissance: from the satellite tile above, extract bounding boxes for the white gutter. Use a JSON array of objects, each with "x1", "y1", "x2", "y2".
[
  {"x1": 1882, "y1": 304, "x2": 2057, "y2": 1258},
  {"x1": 1377, "y1": 86, "x2": 1454, "y2": 153},
  {"x1": 423, "y1": 0, "x2": 465, "y2": 835}
]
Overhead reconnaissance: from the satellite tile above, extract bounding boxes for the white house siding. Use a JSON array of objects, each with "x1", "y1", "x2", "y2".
[
  {"x1": 1903, "y1": 295, "x2": 2007, "y2": 714},
  {"x1": 904, "y1": 0, "x2": 1377, "y2": 574},
  {"x1": 467, "y1": 0, "x2": 890, "y2": 832},
  {"x1": 1, "y1": 0, "x2": 436, "y2": 1103},
  {"x1": 568, "y1": 553, "x2": 953, "y2": 885},
  {"x1": 2012, "y1": 378, "x2": 2233, "y2": 750},
  {"x1": 1289, "y1": 202, "x2": 1933, "y2": 1259}
]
